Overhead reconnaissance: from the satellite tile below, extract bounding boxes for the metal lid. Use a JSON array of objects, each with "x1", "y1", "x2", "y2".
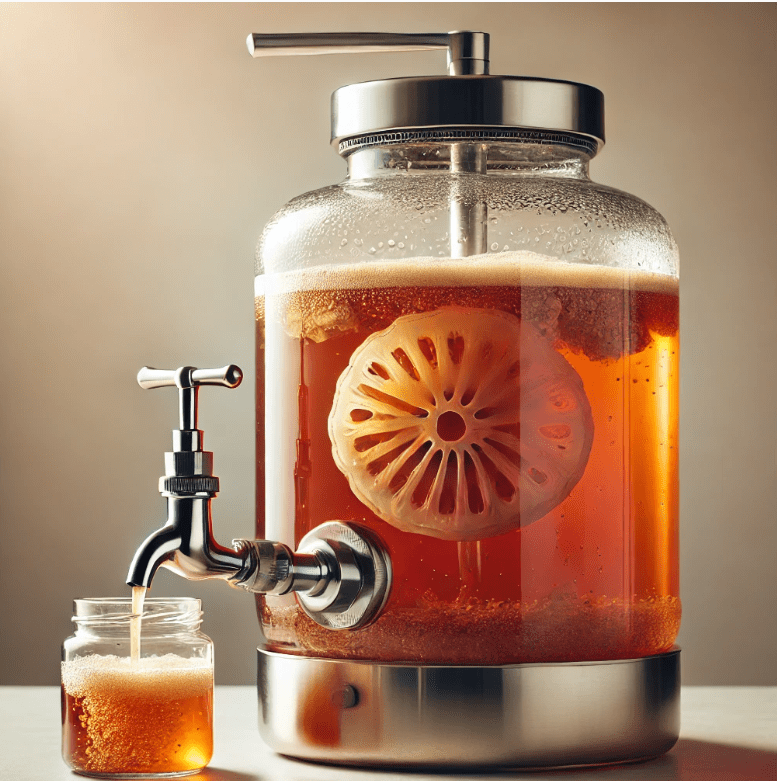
[
  {"x1": 332, "y1": 75, "x2": 604, "y2": 153},
  {"x1": 248, "y1": 31, "x2": 605, "y2": 154}
]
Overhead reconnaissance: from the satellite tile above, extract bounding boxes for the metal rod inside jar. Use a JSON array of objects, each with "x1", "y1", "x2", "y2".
[{"x1": 450, "y1": 143, "x2": 488, "y2": 258}]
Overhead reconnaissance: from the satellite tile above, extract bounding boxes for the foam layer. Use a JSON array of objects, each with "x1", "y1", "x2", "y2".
[
  {"x1": 256, "y1": 251, "x2": 678, "y2": 298},
  {"x1": 62, "y1": 653, "x2": 212, "y2": 699}
]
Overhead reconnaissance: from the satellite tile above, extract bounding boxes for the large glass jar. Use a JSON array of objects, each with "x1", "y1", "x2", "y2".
[
  {"x1": 255, "y1": 135, "x2": 679, "y2": 666},
  {"x1": 61, "y1": 597, "x2": 213, "y2": 778}
]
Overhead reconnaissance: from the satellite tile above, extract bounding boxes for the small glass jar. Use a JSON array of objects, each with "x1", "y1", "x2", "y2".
[{"x1": 61, "y1": 597, "x2": 213, "y2": 779}]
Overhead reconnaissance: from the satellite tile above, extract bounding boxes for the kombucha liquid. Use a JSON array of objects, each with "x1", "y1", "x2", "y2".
[
  {"x1": 61, "y1": 654, "x2": 213, "y2": 776},
  {"x1": 256, "y1": 252, "x2": 680, "y2": 664}
]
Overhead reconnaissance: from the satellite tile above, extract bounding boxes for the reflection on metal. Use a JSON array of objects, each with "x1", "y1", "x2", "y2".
[{"x1": 257, "y1": 647, "x2": 680, "y2": 768}]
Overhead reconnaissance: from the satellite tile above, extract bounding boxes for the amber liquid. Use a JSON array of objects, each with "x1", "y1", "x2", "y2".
[
  {"x1": 61, "y1": 655, "x2": 213, "y2": 776},
  {"x1": 256, "y1": 258, "x2": 680, "y2": 664}
]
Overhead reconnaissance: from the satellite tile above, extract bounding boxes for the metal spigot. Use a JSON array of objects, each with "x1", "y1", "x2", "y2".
[{"x1": 127, "y1": 365, "x2": 391, "y2": 630}]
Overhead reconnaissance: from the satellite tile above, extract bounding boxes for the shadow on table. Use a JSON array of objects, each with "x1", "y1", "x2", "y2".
[
  {"x1": 670, "y1": 739, "x2": 777, "y2": 781},
  {"x1": 482, "y1": 740, "x2": 777, "y2": 780},
  {"x1": 468, "y1": 740, "x2": 775, "y2": 780},
  {"x1": 190, "y1": 768, "x2": 265, "y2": 781},
  {"x1": 226, "y1": 739, "x2": 776, "y2": 781}
]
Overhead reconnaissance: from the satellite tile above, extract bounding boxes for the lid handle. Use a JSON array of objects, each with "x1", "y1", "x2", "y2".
[{"x1": 246, "y1": 31, "x2": 489, "y2": 75}]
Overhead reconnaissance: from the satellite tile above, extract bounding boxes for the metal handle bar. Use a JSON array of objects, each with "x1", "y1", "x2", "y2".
[
  {"x1": 246, "y1": 31, "x2": 490, "y2": 75},
  {"x1": 137, "y1": 365, "x2": 243, "y2": 391}
]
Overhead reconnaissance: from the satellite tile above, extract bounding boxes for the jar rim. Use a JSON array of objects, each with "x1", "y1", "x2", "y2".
[
  {"x1": 72, "y1": 597, "x2": 202, "y2": 626},
  {"x1": 74, "y1": 596, "x2": 200, "y2": 606}
]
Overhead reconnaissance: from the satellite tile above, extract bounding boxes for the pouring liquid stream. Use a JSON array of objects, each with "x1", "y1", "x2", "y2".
[{"x1": 130, "y1": 585, "x2": 147, "y2": 663}]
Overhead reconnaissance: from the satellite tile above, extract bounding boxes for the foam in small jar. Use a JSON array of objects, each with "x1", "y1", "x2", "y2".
[{"x1": 62, "y1": 653, "x2": 212, "y2": 699}]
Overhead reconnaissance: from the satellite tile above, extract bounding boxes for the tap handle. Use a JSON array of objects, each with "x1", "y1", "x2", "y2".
[
  {"x1": 137, "y1": 365, "x2": 243, "y2": 435},
  {"x1": 138, "y1": 365, "x2": 243, "y2": 391}
]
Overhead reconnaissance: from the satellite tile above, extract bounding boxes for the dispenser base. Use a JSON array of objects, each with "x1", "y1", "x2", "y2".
[{"x1": 256, "y1": 647, "x2": 680, "y2": 769}]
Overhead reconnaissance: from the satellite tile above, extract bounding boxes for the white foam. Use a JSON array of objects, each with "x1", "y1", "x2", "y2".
[
  {"x1": 256, "y1": 251, "x2": 678, "y2": 298},
  {"x1": 62, "y1": 654, "x2": 212, "y2": 699}
]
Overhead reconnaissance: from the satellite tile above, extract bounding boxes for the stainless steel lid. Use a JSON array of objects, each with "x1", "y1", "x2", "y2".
[
  {"x1": 332, "y1": 75, "x2": 604, "y2": 154},
  {"x1": 248, "y1": 31, "x2": 605, "y2": 154}
]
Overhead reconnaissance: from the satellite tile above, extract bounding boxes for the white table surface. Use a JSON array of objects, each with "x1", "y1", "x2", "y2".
[{"x1": 2, "y1": 686, "x2": 775, "y2": 781}]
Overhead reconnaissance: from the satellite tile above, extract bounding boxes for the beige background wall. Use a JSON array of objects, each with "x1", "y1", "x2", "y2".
[{"x1": 1, "y1": 3, "x2": 775, "y2": 685}]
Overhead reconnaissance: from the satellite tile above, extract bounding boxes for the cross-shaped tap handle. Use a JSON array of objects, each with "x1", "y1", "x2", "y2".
[{"x1": 137, "y1": 365, "x2": 243, "y2": 433}]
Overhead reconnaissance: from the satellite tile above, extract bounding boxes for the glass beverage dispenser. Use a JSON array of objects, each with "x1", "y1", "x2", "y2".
[{"x1": 130, "y1": 30, "x2": 679, "y2": 769}]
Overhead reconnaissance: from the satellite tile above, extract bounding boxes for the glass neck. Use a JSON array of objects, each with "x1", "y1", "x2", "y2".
[
  {"x1": 73, "y1": 597, "x2": 203, "y2": 637},
  {"x1": 345, "y1": 141, "x2": 592, "y2": 180}
]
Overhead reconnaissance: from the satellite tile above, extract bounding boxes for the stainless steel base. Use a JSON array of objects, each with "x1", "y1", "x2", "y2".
[{"x1": 257, "y1": 647, "x2": 680, "y2": 769}]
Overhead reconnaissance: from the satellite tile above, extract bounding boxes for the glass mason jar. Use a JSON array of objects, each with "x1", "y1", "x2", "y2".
[
  {"x1": 255, "y1": 135, "x2": 680, "y2": 666},
  {"x1": 61, "y1": 597, "x2": 213, "y2": 778}
]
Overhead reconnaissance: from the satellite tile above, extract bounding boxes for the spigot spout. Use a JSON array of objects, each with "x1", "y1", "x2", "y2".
[
  {"x1": 126, "y1": 524, "x2": 181, "y2": 589},
  {"x1": 127, "y1": 496, "x2": 247, "y2": 589}
]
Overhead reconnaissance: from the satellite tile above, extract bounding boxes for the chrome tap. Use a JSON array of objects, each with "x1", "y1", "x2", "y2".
[{"x1": 127, "y1": 365, "x2": 391, "y2": 630}]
